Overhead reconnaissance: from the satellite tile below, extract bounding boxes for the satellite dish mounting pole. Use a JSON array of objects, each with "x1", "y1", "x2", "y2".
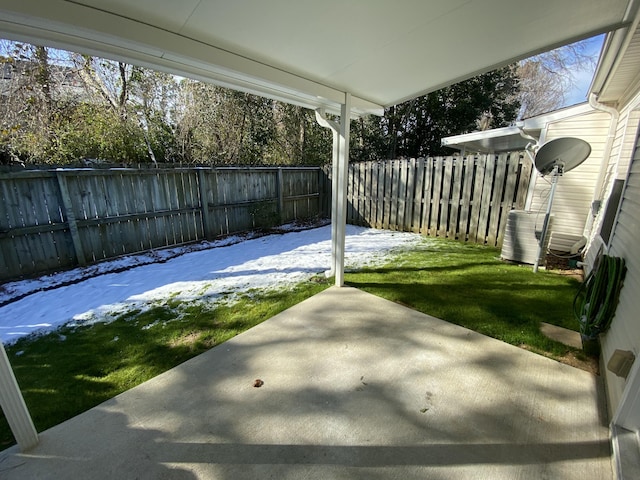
[{"x1": 533, "y1": 164, "x2": 561, "y2": 273}]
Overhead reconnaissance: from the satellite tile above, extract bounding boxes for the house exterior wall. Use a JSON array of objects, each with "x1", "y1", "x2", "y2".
[
  {"x1": 584, "y1": 90, "x2": 640, "y2": 419},
  {"x1": 584, "y1": 100, "x2": 640, "y2": 272},
  {"x1": 603, "y1": 128, "x2": 640, "y2": 419},
  {"x1": 527, "y1": 110, "x2": 611, "y2": 251}
]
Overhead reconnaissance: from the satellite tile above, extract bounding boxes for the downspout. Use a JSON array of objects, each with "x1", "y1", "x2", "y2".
[
  {"x1": 315, "y1": 93, "x2": 352, "y2": 287},
  {"x1": 587, "y1": 93, "x2": 619, "y2": 238},
  {"x1": 315, "y1": 108, "x2": 340, "y2": 278}
]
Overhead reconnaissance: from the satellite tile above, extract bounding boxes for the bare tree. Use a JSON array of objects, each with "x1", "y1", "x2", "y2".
[{"x1": 517, "y1": 38, "x2": 599, "y2": 118}]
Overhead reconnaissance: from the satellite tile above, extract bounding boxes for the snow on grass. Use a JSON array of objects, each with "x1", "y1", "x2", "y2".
[{"x1": 0, "y1": 225, "x2": 421, "y2": 344}]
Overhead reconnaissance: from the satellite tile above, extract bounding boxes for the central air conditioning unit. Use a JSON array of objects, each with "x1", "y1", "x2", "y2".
[{"x1": 501, "y1": 210, "x2": 553, "y2": 265}]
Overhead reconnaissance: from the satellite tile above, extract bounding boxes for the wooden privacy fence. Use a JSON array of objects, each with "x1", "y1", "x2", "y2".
[
  {"x1": 346, "y1": 153, "x2": 532, "y2": 246},
  {"x1": 0, "y1": 166, "x2": 326, "y2": 281}
]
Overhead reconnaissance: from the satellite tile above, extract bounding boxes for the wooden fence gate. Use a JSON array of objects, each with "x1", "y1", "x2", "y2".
[{"x1": 346, "y1": 153, "x2": 531, "y2": 246}]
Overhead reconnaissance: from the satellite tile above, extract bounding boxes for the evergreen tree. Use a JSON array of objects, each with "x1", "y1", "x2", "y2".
[{"x1": 350, "y1": 66, "x2": 520, "y2": 161}]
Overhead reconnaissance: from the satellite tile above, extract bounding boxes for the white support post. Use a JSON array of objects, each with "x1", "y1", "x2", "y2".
[
  {"x1": 0, "y1": 341, "x2": 38, "y2": 451},
  {"x1": 315, "y1": 93, "x2": 352, "y2": 287},
  {"x1": 335, "y1": 93, "x2": 352, "y2": 287}
]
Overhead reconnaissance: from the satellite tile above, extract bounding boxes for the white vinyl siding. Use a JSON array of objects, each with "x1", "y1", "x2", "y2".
[
  {"x1": 584, "y1": 95, "x2": 640, "y2": 273},
  {"x1": 528, "y1": 111, "x2": 611, "y2": 250},
  {"x1": 602, "y1": 129, "x2": 640, "y2": 418}
]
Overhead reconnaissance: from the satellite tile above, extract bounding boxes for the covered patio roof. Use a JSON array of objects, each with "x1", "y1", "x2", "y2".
[{"x1": 0, "y1": 0, "x2": 637, "y2": 116}]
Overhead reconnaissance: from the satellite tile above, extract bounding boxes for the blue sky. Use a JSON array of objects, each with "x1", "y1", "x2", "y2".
[{"x1": 562, "y1": 34, "x2": 606, "y2": 106}]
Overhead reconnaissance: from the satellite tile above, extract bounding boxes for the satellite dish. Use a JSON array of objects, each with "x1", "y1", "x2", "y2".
[
  {"x1": 534, "y1": 137, "x2": 591, "y2": 176},
  {"x1": 531, "y1": 137, "x2": 591, "y2": 273}
]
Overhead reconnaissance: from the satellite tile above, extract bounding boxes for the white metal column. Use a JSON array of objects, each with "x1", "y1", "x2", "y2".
[
  {"x1": 335, "y1": 93, "x2": 351, "y2": 286},
  {"x1": 0, "y1": 340, "x2": 38, "y2": 451},
  {"x1": 315, "y1": 92, "x2": 352, "y2": 287}
]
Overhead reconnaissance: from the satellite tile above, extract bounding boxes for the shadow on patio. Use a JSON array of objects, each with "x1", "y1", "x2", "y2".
[{"x1": 0, "y1": 287, "x2": 611, "y2": 480}]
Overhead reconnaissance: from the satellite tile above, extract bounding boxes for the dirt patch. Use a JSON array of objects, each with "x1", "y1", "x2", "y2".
[
  {"x1": 520, "y1": 344, "x2": 599, "y2": 375},
  {"x1": 547, "y1": 268, "x2": 584, "y2": 282},
  {"x1": 544, "y1": 252, "x2": 584, "y2": 281},
  {"x1": 170, "y1": 332, "x2": 215, "y2": 350},
  {"x1": 557, "y1": 350, "x2": 600, "y2": 375}
]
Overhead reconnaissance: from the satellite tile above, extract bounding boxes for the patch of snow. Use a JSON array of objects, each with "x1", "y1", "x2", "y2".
[{"x1": 0, "y1": 225, "x2": 421, "y2": 344}]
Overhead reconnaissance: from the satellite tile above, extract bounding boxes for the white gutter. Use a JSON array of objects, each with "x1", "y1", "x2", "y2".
[{"x1": 586, "y1": 93, "x2": 619, "y2": 238}]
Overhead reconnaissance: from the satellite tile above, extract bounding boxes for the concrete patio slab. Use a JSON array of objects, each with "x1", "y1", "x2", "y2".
[{"x1": 0, "y1": 287, "x2": 611, "y2": 479}]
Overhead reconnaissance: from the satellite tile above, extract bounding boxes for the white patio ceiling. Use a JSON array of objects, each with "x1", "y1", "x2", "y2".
[{"x1": 0, "y1": 0, "x2": 638, "y2": 116}]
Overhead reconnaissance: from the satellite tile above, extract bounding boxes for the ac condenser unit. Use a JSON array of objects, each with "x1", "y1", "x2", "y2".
[{"x1": 501, "y1": 210, "x2": 553, "y2": 265}]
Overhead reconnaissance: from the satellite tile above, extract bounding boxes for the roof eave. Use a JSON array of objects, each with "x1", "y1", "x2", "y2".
[
  {"x1": 590, "y1": 0, "x2": 640, "y2": 103},
  {"x1": 0, "y1": 3, "x2": 384, "y2": 117}
]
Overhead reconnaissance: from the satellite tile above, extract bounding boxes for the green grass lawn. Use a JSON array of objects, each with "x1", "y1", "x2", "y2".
[
  {"x1": 1, "y1": 236, "x2": 584, "y2": 449},
  {"x1": 346, "y1": 237, "x2": 582, "y2": 358}
]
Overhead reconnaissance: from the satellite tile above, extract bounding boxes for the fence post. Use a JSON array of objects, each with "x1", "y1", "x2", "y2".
[
  {"x1": 56, "y1": 171, "x2": 87, "y2": 266},
  {"x1": 197, "y1": 168, "x2": 214, "y2": 240}
]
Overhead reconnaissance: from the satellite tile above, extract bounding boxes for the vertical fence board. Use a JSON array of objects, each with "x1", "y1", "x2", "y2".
[
  {"x1": 387, "y1": 160, "x2": 397, "y2": 230},
  {"x1": 468, "y1": 157, "x2": 485, "y2": 242},
  {"x1": 381, "y1": 162, "x2": 391, "y2": 230},
  {"x1": 458, "y1": 157, "x2": 475, "y2": 242},
  {"x1": 498, "y1": 154, "x2": 521, "y2": 246},
  {"x1": 403, "y1": 158, "x2": 416, "y2": 231},
  {"x1": 117, "y1": 174, "x2": 136, "y2": 254},
  {"x1": 347, "y1": 164, "x2": 355, "y2": 224},
  {"x1": 439, "y1": 158, "x2": 453, "y2": 237},
  {"x1": 412, "y1": 158, "x2": 425, "y2": 232},
  {"x1": 396, "y1": 160, "x2": 407, "y2": 231},
  {"x1": 516, "y1": 158, "x2": 533, "y2": 210},
  {"x1": 362, "y1": 162, "x2": 372, "y2": 226},
  {"x1": 358, "y1": 163, "x2": 366, "y2": 226},
  {"x1": 376, "y1": 162, "x2": 386, "y2": 229},
  {"x1": 486, "y1": 154, "x2": 508, "y2": 246},
  {"x1": 354, "y1": 164, "x2": 362, "y2": 225},
  {"x1": 475, "y1": 158, "x2": 495, "y2": 244},
  {"x1": 420, "y1": 158, "x2": 433, "y2": 234},
  {"x1": 430, "y1": 157, "x2": 443, "y2": 235},
  {"x1": 449, "y1": 157, "x2": 463, "y2": 239}
]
